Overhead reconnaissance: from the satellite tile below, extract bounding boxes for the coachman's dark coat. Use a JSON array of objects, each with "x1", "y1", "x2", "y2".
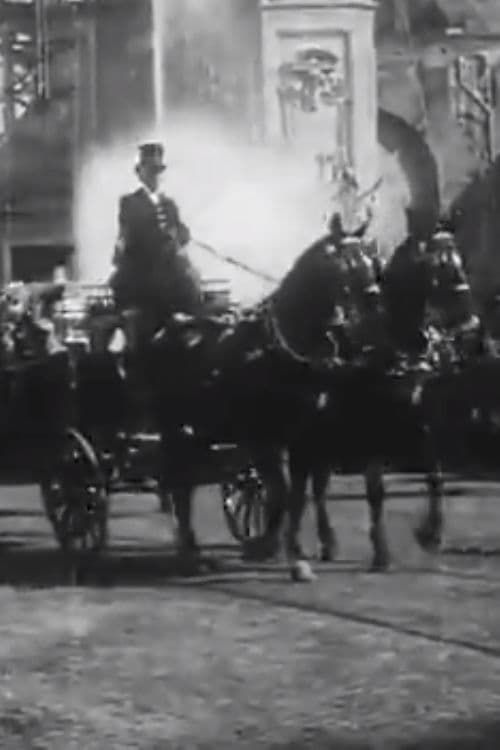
[{"x1": 110, "y1": 188, "x2": 202, "y2": 320}]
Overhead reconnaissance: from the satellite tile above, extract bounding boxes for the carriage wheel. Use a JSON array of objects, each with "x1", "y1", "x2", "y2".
[
  {"x1": 41, "y1": 428, "x2": 108, "y2": 555},
  {"x1": 221, "y1": 467, "x2": 269, "y2": 543}
]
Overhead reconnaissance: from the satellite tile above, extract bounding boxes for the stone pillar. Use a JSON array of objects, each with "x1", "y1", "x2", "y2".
[{"x1": 260, "y1": 0, "x2": 378, "y2": 193}]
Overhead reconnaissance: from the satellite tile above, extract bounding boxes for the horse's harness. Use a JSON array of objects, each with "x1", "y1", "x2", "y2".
[{"x1": 262, "y1": 298, "x2": 340, "y2": 369}]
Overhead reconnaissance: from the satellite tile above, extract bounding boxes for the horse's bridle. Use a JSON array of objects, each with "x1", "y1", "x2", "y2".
[{"x1": 262, "y1": 299, "x2": 340, "y2": 367}]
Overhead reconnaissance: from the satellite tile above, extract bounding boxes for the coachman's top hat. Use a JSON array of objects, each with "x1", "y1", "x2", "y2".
[{"x1": 136, "y1": 142, "x2": 167, "y2": 172}]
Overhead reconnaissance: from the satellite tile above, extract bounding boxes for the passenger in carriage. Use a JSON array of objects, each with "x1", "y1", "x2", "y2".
[
  {"x1": 109, "y1": 142, "x2": 203, "y2": 340},
  {"x1": 0, "y1": 279, "x2": 66, "y2": 363}
]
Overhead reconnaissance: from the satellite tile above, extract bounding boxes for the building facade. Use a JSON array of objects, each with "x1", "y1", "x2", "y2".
[
  {"x1": 7, "y1": 1, "x2": 500, "y2": 286},
  {"x1": 0, "y1": 0, "x2": 153, "y2": 284},
  {"x1": 157, "y1": 0, "x2": 378, "y2": 193}
]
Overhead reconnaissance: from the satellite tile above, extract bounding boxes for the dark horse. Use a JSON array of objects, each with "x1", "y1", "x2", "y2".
[
  {"x1": 284, "y1": 231, "x2": 477, "y2": 572},
  {"x1": 144, "y1": 233, "x2": 368, "y2": 576}
]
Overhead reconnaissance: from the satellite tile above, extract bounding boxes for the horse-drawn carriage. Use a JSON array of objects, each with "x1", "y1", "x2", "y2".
[
  {"x1": 0, "y1": 279, "x2": 267, "y2": 561},
  {"x1": 1, "y1": 218, "x2": 488, "y2": 582}
]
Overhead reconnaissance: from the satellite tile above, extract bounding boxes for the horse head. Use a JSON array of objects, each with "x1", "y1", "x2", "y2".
[
  {"x1": 382, "y1": 227, "x2": 478, "y2": 369},
  {"x1": 268, "y1": 233, "x2": 380, "y2": 364},
  {"x1": 336, "y1": 237, "x2": 382, "y2": 315},
  {"x1": 425, "y1": 230, "x2": 474, "y2": 328}
]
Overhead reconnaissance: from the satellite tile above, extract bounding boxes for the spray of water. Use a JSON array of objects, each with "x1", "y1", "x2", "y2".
[
  {"x1": 74, "y1": 117, "x2": 411, "y2": 303},
  {"x1": 73, "y1": 0, "x2": 411, "y2": 303},
  {"x1": 74, "y1": 113, "x2": 338, "y2": 303}
]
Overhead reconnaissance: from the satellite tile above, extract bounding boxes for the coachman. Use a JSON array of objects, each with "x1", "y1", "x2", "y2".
[{"x1": 109, "y1": 143, "x2": 202, "y2": 336}]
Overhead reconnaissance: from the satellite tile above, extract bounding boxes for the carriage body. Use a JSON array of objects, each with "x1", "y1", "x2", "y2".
[
  {"x1": 0, "y1": 351, "x2": 73, "y2": 483},
  {"x1": 53, "y1": 281, "x2": 244, "y2": 482},
  {"x1": 26, "y1": 280, "x2": 268, "y2": 553}
]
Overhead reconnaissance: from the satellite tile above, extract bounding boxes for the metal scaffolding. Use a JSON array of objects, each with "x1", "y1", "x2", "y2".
[
  {"x1": 0, "y1": 0, "x2": 156, "y2": 282},
  {"x1": 0, "y1": 0, "x2": 88, "y2": 282}
]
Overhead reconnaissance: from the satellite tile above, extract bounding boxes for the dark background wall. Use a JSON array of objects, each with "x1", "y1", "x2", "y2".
[
  {"x1": 94, "y1": 0, "x2": 154, "y2": 144},
  {"x1": 161, "y1": 0, "x2": 262, "y2": 139}
]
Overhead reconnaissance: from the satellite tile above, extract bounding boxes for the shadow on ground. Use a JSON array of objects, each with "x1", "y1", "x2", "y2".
[
  {"x1": 0, "y1": 541, "x2": 299, "y2": 588},
  {"x1": 0, "y1": 536, "x2": 499, "y2": 589},
  {"x1": 184, "y1": 718, "x2": 500, "y2": 750}
]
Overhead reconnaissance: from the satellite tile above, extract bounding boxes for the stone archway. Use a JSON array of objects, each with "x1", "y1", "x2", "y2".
[{"x1": 378, "y1": 108, "x2": 441, "y2": 236}]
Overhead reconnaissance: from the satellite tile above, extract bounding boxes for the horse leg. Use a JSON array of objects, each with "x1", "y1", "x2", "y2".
[
  {"x1": 170, "y1": 486, "x2": 200, "y2": 557},
  {"x1": 365, "y1": 460, "x2": 391, "y2": 571},
  {"x1": 412, "y1": 375, "x2": 447, "y2": 551},
  {"x1": 159, "y1": 431, "x2": 200, "y2": 558},
  {"x1": 414, "y1": 430, "x2": 444, "y2": 552},
  {"x1": 286, "y1": 445, "x2": 317, "y2": 583},
  {"x1": 286, "y1": 448, "x2": 309, "y2": 562},
  {"x1": 312, "y1": 463, "x2": 337, "y2": 562},
  {"x1": 241, "y1": 446, "x2": 286, "y2": 562}
]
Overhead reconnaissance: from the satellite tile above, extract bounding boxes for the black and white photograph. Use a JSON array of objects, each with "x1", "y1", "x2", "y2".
[{"x1": 0, "y1": 0, "x2": 500, "y2": 747}]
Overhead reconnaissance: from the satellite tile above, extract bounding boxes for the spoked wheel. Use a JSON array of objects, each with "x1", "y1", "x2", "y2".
[
  {"x1": 41, "y1": 428, "x2": 108, "y2": 555},
  {"x1": 221, "y1": 466, "x2": 269, "y2": 543}
]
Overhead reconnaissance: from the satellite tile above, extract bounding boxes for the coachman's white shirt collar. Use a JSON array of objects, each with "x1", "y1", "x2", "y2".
[{"x1": 140, "y1": 183, "x2": 161, "y2": 207}]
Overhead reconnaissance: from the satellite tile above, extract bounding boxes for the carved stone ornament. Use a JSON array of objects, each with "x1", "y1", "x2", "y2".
[{"x1": 277, "y1": 46, "x2": 345, "y2": 113}]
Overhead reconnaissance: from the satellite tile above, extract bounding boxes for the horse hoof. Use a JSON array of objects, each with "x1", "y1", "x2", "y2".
[
  {"x1": 242, "y1": 536, "x2": 280, "y2": 562},
  {"x1": 290, "y1": 560, "x2": 317, "y2": 583},
  {"x1": 414, "y1": 526, "x2": 442, "y2": 553},
  {"x1": 174, "y1": 556, "x2": 202, "y2": 576},
  {"x1": 286, "y1": 545, "x2": 310, "y2": 562},
  {"x1": 425, "y1": 537, "x2": 442, "y2": 554},
  {"x1": 319, "y1": 542, "x2": 338, "y2": 563},
  {"x1": 370, "y1": 556, "x2": 392, "y2": 573},
  {"x1": 241, "y1": 539, "x2": 263, "y2": 561},
  {"x1": 174, "y1": 540, "x2": 203, "y2": 572},
  {"x1": 201, "y1": 556, "x2": 223, "y2": 573}
]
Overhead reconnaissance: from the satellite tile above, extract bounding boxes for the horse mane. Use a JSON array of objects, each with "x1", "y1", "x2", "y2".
[
  {"x1": 381, "y1": 238, "x2": 432, "y2": 336},
  {"x1": 273, "y1": 235, "x2": 333, "y2": 308},
  {"x1": 264, "y1": 235, "x2": 340, "y2": 357}
]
